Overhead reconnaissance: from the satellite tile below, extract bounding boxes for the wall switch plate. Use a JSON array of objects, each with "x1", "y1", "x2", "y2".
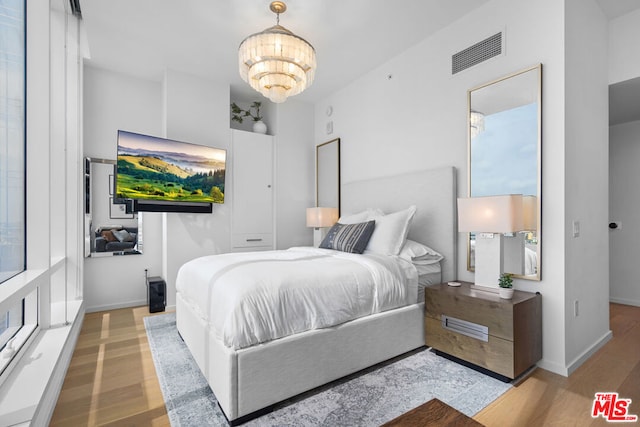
[
  {"x1": 326, "y1": 121, "x2": 333, "y2": 134},
  {"x1": 574, "y1": 300, "x2": 579, "y2": 317},
  {"x1": 573, "y1": 221, "x2": 580, "y2": 238}
]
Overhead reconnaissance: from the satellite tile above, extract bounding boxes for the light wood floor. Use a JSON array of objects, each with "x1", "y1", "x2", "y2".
[{"x1": 50, "y1": 303, "x2": 639, "y2": 426}]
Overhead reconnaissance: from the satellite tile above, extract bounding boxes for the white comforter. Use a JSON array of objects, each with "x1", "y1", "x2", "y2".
[{"x1": 176, "y1": 247, "x2": 418, "y2": 349}]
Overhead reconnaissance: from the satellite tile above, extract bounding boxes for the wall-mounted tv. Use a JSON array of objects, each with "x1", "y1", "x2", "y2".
[{"x1": 116, "y1": 130, "x2": 226, "y2": 212}]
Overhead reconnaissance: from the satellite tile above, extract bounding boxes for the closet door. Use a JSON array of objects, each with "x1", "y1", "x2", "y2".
[{"x1": 231, "y1": 130, "x2": 274, "y2": 250}]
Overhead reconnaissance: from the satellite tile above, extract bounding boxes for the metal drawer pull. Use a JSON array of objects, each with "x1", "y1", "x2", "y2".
[
  {"x1": 441, "y1": 315, "x2": 489, "y2": 342},
  {"x1": 246, "y1": 238, "x2": 263, "y2": 242}
]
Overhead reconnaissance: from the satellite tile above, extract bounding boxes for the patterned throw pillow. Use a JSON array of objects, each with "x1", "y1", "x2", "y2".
[{"x1": 319, "y1": 220, "x2": 376, "y2": 254}]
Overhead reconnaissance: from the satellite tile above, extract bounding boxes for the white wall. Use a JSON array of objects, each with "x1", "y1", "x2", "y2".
[
  {"x1": 161, "y1": 69, "x2": 232, "y2": 309},
  {"x1": 274, "y1": 100, "x2": 316, "y2": 249},
  {"x1": 609, "y1": 9, "x2": 640, "y2": 85},
  {"x1": 610, "y1": 120, "x2": 640, "y2": 307},
  {"x1": 564, "y1": 0, "x2": 610, "y2": 373},
  {"x1": 312, "y1": 0, "x2": 612, "y2": 376},
  {"x1": 83, "y1": 66, "x2": 164, "y2": 311}
]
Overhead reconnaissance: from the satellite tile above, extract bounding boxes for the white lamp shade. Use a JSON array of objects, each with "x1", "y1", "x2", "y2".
[
  {"x1": 522, "y1": 195, "x2": 538, "y2": 231},
  {"x1": 458, "y1": 195, "x2": 524, "y2": 233},
  {"x1": 306, "y1": 207, "x2": 338, "y2": 228}
]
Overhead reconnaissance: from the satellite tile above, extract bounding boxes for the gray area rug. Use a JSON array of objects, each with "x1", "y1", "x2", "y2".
[{"x1": 144, "y1": 312, "x2": 510, "y2": 426}]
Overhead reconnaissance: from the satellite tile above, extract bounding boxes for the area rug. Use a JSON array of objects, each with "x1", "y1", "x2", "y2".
[{"x1": 144, "y1": 313, "x2": 510, "y2": 426}]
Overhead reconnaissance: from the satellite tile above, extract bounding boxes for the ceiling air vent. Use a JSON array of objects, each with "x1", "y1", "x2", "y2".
[{"x1": 452, "y1": 32, "x2": 502, "y2": 75}]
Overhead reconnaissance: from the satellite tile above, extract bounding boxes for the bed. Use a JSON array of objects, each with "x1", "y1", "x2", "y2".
[{"x1": 176, "y1": 166, "x2": 457, "y2": 424}]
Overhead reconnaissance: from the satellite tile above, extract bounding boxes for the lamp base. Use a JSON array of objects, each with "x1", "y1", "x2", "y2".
[{"x1": 313, "y1": 228, "x2": 328, "y2": 247}]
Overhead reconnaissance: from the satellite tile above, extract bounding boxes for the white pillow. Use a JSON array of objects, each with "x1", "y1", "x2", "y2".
[
  {"x1": 338, "y1": 208, "x2": 384, "y2": 224},
  {"x1": 365, "y1": 205, "x2": 417, "y2": 255},
  {"x1": 399, "y1": 239, "x2": 444, "y2": 265}
]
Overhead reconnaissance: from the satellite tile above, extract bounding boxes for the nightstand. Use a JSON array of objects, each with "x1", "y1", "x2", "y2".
[{"x1": 425, "y1": 282, "x2": 542, "y2": 380}]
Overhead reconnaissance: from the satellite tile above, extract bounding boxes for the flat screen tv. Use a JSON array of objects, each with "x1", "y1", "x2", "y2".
[{"x1": 116, "y1": 130, "x2": 226, "y2": 212}]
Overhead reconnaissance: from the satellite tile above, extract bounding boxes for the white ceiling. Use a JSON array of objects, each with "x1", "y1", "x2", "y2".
[
  {"x1": 81, "y1": 0, "x2": 640, "y2": 119},
  {"x1": 80, "y1": 0, "x2": 491, "y2": 103}
]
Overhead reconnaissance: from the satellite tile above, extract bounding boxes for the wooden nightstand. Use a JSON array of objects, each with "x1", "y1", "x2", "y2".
[{"x1": 425, "y1": 282, "x2": 542, "y2": 380}]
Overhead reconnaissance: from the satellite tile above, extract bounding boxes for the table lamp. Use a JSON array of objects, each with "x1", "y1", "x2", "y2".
[
  {"x1": 458, "y1": 195, "x2": 524, "y2": 291},
  {"x1": 306, "y1": 207, "x2": 339, "y2": 247}
]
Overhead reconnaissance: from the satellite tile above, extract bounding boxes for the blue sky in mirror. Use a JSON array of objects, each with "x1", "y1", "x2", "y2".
[{"x1": 471, "y1": 103, "x2": 537, "y2": 197}]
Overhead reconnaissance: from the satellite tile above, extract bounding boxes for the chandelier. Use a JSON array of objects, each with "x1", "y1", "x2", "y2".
[
  {"x1": 238, "y1": 1, "x2": 316, "y2": 103},
  {"x1": 470, "y1": 110, "x2": 485, "y2": 139}
]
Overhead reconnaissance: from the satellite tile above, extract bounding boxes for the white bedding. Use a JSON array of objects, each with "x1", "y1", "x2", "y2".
[{"x1": 175, "y1": 247, "x2": 418, "y2": 349}]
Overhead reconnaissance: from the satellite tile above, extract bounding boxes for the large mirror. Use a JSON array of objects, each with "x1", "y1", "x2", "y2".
[
  {"x1": 467, "y1": 64, "x2": 541, "y2": 280},
  {"x1": 316, "y1": 138, "x2": 341, "y2": 214},
  {"x1": 84, "y1": 157, "x2": 143, "y2": 257}
]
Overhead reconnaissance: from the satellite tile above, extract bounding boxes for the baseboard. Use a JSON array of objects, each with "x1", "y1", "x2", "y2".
[
  {"x1": 85, "y1": 299, "x2": 147, "y2": 313},
  {"x1": 536, "y1": 359, "x2": 569, "y2": 377},
  {"x1": 610, "y1": 297, "x2": 640, "y2": 308},
  {"x1": 566, "y1": 329, "x2": 613, "y2": 376}
]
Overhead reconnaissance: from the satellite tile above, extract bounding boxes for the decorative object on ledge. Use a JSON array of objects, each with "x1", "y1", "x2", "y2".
[
  {"x1": 238, "y1": 1, "x2": 316, "y2": 103},
  {"x1": 498, "y1": 273, "x2": 514, "y2": 299},
  {"x1": 231, "y1": 101, "x2": 267, "y2": 134}
]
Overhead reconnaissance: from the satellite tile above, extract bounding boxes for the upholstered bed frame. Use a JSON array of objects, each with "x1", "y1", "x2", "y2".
[{"x1": 176, "y1": 166, "x2": 457, "y2": 424}]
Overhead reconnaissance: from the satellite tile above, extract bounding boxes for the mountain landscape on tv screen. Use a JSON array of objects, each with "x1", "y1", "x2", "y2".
[{"x1": 116, "y1": 145, "x2": 225, "y2": 204}]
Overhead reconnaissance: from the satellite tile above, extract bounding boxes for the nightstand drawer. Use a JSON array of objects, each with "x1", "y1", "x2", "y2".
[
  {"x1": 425, "y1": 317, "x2": 515, "y2": 378},
  {"x1": 425, "y1": 285, "x2": 513, "y2": 341}
]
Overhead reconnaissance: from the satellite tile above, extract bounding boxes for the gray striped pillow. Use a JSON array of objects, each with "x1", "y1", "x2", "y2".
[{"x1": 319, "y1": 220, "x2": 376, "y2": 254}]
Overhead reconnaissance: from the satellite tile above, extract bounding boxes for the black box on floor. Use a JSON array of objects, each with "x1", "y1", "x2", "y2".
[{"x1": 147, "y1": 276, "x2": 166, "y2": 313}]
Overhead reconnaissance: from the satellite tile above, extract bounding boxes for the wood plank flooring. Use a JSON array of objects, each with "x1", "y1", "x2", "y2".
[
  {"x1": 50, "y1": 303, "x2": 639, "y2": 426},
  {"x1": 50, "y1": 306, "x2": 170, "y2": 426},
  {"x1": 474, "y1": 303, "x2": 640, "y2": 426}
]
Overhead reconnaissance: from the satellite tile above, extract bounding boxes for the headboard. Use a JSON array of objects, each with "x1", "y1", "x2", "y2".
[{"x1": 341, "y1": 166, "x2": 457, "y2": 282}]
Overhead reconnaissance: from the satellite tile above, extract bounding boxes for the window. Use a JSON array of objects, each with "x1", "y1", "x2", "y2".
[
  {"x1": 0, "y1": 0, "x2": 26, "y2": 355},
  {"x1": 0, "y1": 0, "x2": 26, "y2": 283}
]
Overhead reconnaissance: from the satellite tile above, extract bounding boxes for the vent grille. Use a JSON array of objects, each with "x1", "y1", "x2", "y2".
[{"x1": 452, "y1": 32, "x2": 502, "y2": 74}]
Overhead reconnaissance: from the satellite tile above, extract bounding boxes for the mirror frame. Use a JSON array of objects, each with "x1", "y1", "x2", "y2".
[
  {"x1": 316, "y1": 138, "x2": 341, "y2": 214},
  {"x1": 467, "y1": 64, "x2": 542, "y2": 281}
]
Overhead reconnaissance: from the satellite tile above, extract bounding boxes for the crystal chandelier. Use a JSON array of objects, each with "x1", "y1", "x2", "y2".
[
  {"x1": 238, "y1": 1, "x2": 316, "y2": 103},
  {"x1": 470, "y1": 110, "x2": 485, "y2": 139}
]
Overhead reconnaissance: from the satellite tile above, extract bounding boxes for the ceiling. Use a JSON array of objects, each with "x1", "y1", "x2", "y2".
[
  {"x1": 81, "y1": 0, "x2": 491, "y2": 103},
  {"x1": 81, "y1": 0, "x2": 640, "y2": 120}
]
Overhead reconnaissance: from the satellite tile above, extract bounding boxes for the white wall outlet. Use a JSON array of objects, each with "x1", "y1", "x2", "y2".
[
  {"x1": 572, "y1": 220, "x2": 580, "y2": 238},
  {"x1": 574, "y1": 300, "x2": 579, "y2": 317}
]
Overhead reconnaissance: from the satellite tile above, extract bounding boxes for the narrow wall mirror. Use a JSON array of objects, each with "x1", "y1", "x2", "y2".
[
  {"x1": 467, "y1": 64, "x2": 542, "y2": 280},
  {"x1": 316, "y1": 138, "x2": 341, "y2": 214},
  {"x1": 84, "y1": 157, "x2": 143, "y2": 257}
]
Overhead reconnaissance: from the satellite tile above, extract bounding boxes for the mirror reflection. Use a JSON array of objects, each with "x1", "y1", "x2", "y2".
[
  {"x1": 468, "y1": 64, "x2": 541, "y2": 280},
  {"x1": 85, "y1": 158, "x2": 143, "y2": 257},
  {"x1": 316, "y1": 138, "x2": 341, "y2": 214}
]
